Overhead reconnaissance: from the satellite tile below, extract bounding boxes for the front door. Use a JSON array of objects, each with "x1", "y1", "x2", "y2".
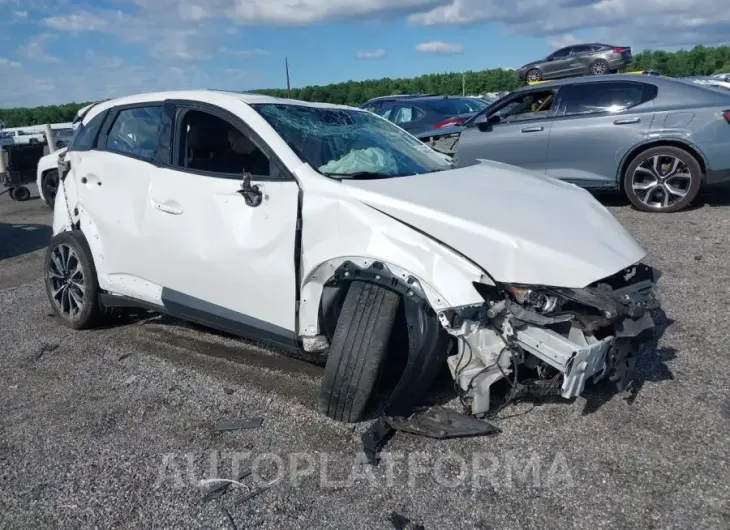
[
  {"x1": 144, "y1": 102, "x2": 300, "y2": 348},
  {"x1": 455, "y1": 88, "x2": 557, "y2": 171}
]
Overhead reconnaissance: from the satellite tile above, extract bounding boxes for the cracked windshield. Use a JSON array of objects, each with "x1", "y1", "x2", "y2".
[{"x1": 252, "y1": 103, "x2": 452, "y2": 178}]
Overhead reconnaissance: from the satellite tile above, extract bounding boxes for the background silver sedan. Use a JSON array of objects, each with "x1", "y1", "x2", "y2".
[{"x1": 418, "y1": 74, "x2": 730, "y2": 213}]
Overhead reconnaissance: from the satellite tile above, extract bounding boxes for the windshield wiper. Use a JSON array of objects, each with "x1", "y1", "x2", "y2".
[{"x1": 321, "y1": 171, "x2": 399, "y2": 180}]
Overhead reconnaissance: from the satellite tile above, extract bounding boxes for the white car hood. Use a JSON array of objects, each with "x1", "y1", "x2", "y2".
[{"x1": 343, "y1": 161, "x2": 645, "y2": 288}]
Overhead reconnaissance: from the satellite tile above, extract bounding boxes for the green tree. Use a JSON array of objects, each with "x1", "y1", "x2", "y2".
[{"x1": 2, "y1": 45, "x2": 729, "y2": 125}]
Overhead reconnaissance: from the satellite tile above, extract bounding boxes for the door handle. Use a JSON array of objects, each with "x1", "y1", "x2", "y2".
[
  {"x1": 152, "y1": 200, "x2": 183, "y2": 215},
  {"x1": 521, "y1": 126, "x2": 544, "y2": 133},
  {"x1": 614, "y1": 117, "x2": 640, "y2": 124}
]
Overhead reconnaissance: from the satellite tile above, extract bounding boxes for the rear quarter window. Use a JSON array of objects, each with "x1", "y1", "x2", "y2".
[{"x1": 68, "y1": 110, "x2": 108, "y2": 152}]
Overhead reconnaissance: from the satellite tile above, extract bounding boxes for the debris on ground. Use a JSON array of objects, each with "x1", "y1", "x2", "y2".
[
  {"x1": 123, "y1": 376, "x2": 138, "y2": 386},
  {"x1": 223, "y1": 388, "x2": 235, "y2": 395},
  {"x1": 234, "y1": 476, "x2": 284, "y2": 505},
  {"x1": 32, "y1": 342, "x2": 59, "y2": 360},
  {"x1": 362, "y1": 407, "x2": 500, "y2": 464},
  {"x1": 213, "y1": 417, "x2": 264, "y2": 432},
  {"x1": 389, "y1": 511, "x2": 425, "y2": 530},
  {"x1": 202, "y1": 469, "x2": 252, "y2": 503}
]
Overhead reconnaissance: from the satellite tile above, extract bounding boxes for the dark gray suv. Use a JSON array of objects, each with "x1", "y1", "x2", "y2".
[{"x1": 518, "y1": 43, "x2": 633, "y2": 82}]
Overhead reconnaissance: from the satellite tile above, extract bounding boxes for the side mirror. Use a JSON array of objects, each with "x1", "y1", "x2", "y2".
[
  {"x1": 238, "y1": 170, "x2": 263, "y2": 207},
  {"x1": 545, "y1": 56, "x2": 553, "y2": 62},
  {"x1": 477, "y1": 114, "x2": 500, "y2": 132}
]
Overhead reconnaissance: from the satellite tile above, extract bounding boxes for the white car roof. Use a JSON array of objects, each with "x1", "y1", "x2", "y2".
[{"x1": 82, "y1": 89, "x2": 361, "y2": 123}]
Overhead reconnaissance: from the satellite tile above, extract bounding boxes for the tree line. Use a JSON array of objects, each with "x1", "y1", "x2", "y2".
[{"x1": 1, "y1": 45, "x2": 729, "y2": 127}]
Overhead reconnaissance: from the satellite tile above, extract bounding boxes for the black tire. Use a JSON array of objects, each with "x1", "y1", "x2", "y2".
[
  {"x1": 10, "y1": 186, "x2": 30, "y2": 201},
  {"x1": 42, "y1": 169, "x2": 59, "y2": 208},
  {"x1": 44, "y1": 231, "x2": 103, "y2": 329},
  {"x1": 318, "y1": 281, "x2": 400, "y2": 422},
  {"x1": 29, "y1": 139, "x2": 38, "y2": 145},
  {"x1": 526, "y1": 68, "x2": 542, "y2": 82},
  {"x1": 623, "y1": 146, "x2": 702, "y2": 213},
  {"x1": 590, "y1": 59, "x2": 609, "y2": 75}
]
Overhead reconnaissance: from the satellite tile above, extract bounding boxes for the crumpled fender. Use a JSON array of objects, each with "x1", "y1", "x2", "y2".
[{"x1": 298, "y1": 185, "x2": 491, "y2": 337}]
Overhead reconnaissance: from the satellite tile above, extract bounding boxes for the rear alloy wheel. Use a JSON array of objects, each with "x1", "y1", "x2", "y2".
[
  {"x1": 591, "y1": 60, "x2": 609, "y2": 75},
  {"x1": 44, "y1": 231, "x2": 102, "y2": 329},
  {"x1": 318, "y1": 281, "x2": 400, "y2": 423},
  {"x1": 526, "y1": 68, "x2": 542, "y2": 82},
  {"x1": 624, "y1": 146, "x2": 702, "y2": 213},
  {"x1": 42, "y1": 169, "x2": 59, "y2": 208}
]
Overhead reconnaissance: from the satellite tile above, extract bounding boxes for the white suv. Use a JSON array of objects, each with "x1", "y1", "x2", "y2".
[{"x1": 46, "y1": 90, "x2": 661, "y2": 423}]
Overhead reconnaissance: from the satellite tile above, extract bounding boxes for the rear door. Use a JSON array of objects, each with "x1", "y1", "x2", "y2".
[
  {"x1": 544, "y1": 80, "x2": 657, "y2": 188},
  {"x1": 69, "y1": 103, "x2": 163, "y2": 293}
]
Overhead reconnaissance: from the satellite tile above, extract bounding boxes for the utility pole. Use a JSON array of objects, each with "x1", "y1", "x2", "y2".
[
  {"x1": 285, "y1": 58, "x2": 291, "y2": 98},
  {"x1": 462, "y1": 72, "x2": 466, "y2": 96}
]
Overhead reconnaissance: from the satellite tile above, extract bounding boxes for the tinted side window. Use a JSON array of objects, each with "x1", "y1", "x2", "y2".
[
  {"x1": 68, "y1": 110, "x2": 107, "y2": 152},
  {"x1": 551, "y1": 47, "x2": 572, "y2": 59},
  {"x1": 572, "y1": 45, "x2": 592, "y2": 54},
  {"x1": 105, "y1": 106, "x2": 162, "y2": 160},
  {"x1": 559, "y1": 82, "x2": 655, "y2": 116},
  {"x1": 174, "y1": 109, "x2": 271, "y2": 178},
  {"x1": 392, "y1": 105, "x2": 425, "y2": 124}
]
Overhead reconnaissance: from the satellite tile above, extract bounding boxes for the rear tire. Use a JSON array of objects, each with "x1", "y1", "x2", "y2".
[
  {"x1": 42, "y1": 169, "x2": 59, "y2": 208},
  {"x1": 623, "y1": 146, "x2": 702, "y2": 213},
  {"x1": 44, "y1": 231, "x2": 103, "y2": 329},
  {"x1": 590, "y1": 60, "x2": 609, "y2": 75},
  {"x1": 318, "y1": 281, "x2": 400, "y2": 423},
  {"x1": 10, "y1": 186, "x2": 30, "y2": 201},
  {"x1": 526, "y1": 69, "x2": 542, "y2": 82}
]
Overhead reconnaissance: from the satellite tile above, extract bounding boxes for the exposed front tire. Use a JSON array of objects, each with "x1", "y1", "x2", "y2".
[
  {"x1": 30, "y1": 139, "x2": 38, "y2": 145},
  {"x1": 590, "y1": 59, "x2": 609, "y2": 75},
  {"x1": 526, "y1": 68, "x2": 542, "y2": 82},
  {"x1": 318, "y1": 281, "x2": 400, "y2": 423},
  {"x1": 41, "y1": 169, "x2": 59, "y2": 208},
  {"x1": 44, "y1": 231, "x2": 102, "y2": 329},
  {"x1": 623, "y1": 146, "x2": 702, "y2": 213}
]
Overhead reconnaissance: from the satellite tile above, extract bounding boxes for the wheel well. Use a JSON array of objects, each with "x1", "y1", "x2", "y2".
[{"x1": 618, "y1": 141, "x2": 707, "y2": 192}]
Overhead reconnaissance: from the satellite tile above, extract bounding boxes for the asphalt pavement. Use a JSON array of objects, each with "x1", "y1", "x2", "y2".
[{"x1": 1, "y1": 187, "x2": 729, "y2": 529}]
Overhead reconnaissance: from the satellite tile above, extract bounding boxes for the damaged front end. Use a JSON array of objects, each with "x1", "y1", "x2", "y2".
[{"x1": 439, "y1": 263, "x2": 661, "y2": 415}]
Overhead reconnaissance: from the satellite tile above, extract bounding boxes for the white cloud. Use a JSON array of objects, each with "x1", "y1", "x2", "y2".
[
  {"x1": 406, "y1": 0, "x2": 730, "y2": 48},
  {"x1": 547, "y1": 33, "x2": 582, "y2": 50},
  {"x1": 13, "y1": 10, "x2": 27, "y2": 19},
  {"x1": 356, "y1": 48, "x2": 386, "y2": 60},
  {"x1": 18, "y1": 34, "x2": 60, "y2": 63},
  {"x1": 44, "y1": 10, "x2": 113, "y2": 32},
  {"x1": 416, "y1": 41, "x2": 463, "y2": 54},
  {"x1": 0, "y1": 57, "x2": 22, "y2": 67},
  {"x1": 220, "y1": 47, "x2": 270, "y2": 59}
]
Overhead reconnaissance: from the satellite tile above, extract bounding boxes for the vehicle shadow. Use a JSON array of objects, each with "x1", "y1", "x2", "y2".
[
  {"x1": 0, "y1": 221, "x2": 52, "y2": 261},
  {"x1": 592, "y1": 185, "x2": 730, "y2": 210}
]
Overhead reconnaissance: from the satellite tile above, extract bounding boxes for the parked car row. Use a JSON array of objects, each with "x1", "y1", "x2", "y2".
[{"x1": 415, "y1": 74, "x2": 730, "y2": 213}]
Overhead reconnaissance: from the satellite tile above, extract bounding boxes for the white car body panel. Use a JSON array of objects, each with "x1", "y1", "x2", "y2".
[
  {"x1": 342, "y1": 161, "x2": 645, "y2": 288},
  {"x1": 144, "y1": 167, "x2": 300, "y2": 332}
]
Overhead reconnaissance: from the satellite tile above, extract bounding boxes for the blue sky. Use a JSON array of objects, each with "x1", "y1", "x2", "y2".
[{"x1": 0, "y1": 0, "x2": 727, "y2": 107}]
